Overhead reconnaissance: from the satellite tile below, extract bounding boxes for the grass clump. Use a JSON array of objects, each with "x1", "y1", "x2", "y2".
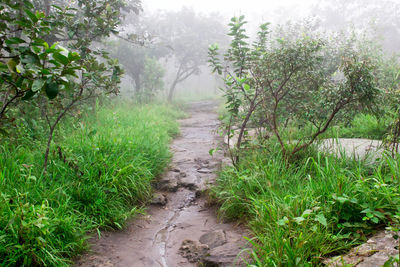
[
  {"x1": 282, "y1": 113, "x2": 390, "y2": 142},
  {"x1": 329, "y1": 113, "x2": 390, "y2": 140},
  {"x1": 212, "y1": 145, "x2": 400, "y2": 266},
  {"x1": 0, "y1": 103, "x2": 182, "y2": 266}
]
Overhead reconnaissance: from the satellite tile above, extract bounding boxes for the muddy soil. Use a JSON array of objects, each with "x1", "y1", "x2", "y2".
[{"x1": 75, "y1": 101, "x2": 249, "y2": 267}]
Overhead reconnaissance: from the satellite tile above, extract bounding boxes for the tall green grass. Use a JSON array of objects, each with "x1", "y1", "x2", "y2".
[
  {"x1": 212, "y1": 145, "x2": 400, "y2": 266},
  {"x1": 329, "y1": 113, "x2": 390, "y2": 140},
  {"x1": 0, "y1": 103, "x2": 182, "y2": 266}
]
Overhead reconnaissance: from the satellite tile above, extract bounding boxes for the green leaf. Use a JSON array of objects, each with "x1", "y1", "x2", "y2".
[
  {"x1": 333, "y1": 194, "x2": 349, "y2": 204},
  {"x1": 32, "y1": 38, "x2": 47, "y2": 47},
  {"x1": 7, "y1": 59, "x2": 19, "y2": 73},
  {"x1": 61, "y1": 68, "x2": 78, "y2": 77},
  {"x1": 302, "y1": 209, "x2": 313, "y2": 218},
  {"x1": 35, "y1": 11, "x2": 45, "y2": 19},
  {"x1": 45, "y1": 82, "x2": 59, "y2": 99},
  {"x1": 294, "y1": 216, "x2": 305, "y2": 224},
  {"x1": 371, "y1": 217, "x2": 379, "y2": 224},
  {"x1": 21, "y1": 53, "x2": 40, "y2": 65},
  {"x1": 68, "y1": 30, "x2": 75, "y2": 39},
  {"x1": 53, "y1": 52, "x2": 69, "y2": 65},
  {"x1": 315, "y1": 213, "x2": 327, "y2": 227},
  {"x1": 52, "y1": 5, "x2": 63, "y2": 11},
  {"x1": 31, "y1": 79, "x2": 46, "y2": 92},
  {"x1": 25, "y1": 9, "x2": 38, "y2": 23},
  {"x1": 209, "y1": 148, "x2": 216, "y2": 156},
  {"x1": 23, "y1": 0, "x2": 34, "y2": 9},
  {"x1": 59, "y1": 77, "x2": 69, "y2": 84},
  {"x1": 68, "y1": 51, "x2": 80, "y2": 61},
  {"x1": 277, "y1": 216, "x2": 289, "y2": 226},
  {"x1": 5, "y1": 37, "x2": 25, "y2": 45},
  {"x1": 22, "y1": 90, "x2": 36, "y2": 100}
]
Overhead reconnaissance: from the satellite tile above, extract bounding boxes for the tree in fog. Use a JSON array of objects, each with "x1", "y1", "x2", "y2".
[
  {"x1": 151, "y1": 8, "x2": 227, "y2": 102},
  {"x1": 111, "y1": 40, "x2": 165, "y2": 102}
]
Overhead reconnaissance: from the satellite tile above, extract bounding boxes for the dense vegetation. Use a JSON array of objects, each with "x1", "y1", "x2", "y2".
[
  {"x1": 0, "y1": 103, "x2": 181, "y2": 266},
  {"x1": 210, "y1": 15, "x2": 400, "y2": 266},
  {"x1": 2, "y1": 0, "x2": 400, "y2": 266},
  {"x1": 213, "y1": 146, "x2": 400, "y2": 265}
]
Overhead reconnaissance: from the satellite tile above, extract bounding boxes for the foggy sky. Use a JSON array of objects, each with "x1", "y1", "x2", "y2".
[{"x1": 142, "y1": 0, "x2": 318, "y2": 23}]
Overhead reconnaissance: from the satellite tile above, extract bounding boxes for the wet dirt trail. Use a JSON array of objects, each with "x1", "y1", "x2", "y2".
[{"x1": 76, "y1": 101, "x2": 248, "y2": 267}]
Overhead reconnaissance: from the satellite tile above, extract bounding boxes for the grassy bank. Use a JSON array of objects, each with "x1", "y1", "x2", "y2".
[
  {"x1": 212, "y1": 145, "x2": 400, "y2": 265},
  {"x1": 0, "y1": 103, "x2": 182, "y2": 266}
]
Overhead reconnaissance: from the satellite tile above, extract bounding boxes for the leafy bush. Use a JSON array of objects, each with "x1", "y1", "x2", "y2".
[
  {"x1": 209, "y1": 16, "x2": 379, "y2": 163},
  {"x1": 0, "y1": 103, "x2": 181, "y2": 266}
]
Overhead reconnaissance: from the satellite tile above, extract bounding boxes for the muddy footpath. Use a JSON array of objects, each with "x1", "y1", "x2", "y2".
[{"x1": 75, "y1": 101, "x2": 249, "y2": 267}]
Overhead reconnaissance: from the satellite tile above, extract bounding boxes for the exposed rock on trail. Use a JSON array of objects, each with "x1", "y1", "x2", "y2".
[
  {"x1": 179, "y1": 240, "x2": 210, "y2": 263},
  {"x1": 75, "y1": 101, "x2": 249, "y2": 267},
  {"x1": 199, "y1": 230, "x2": 227, "y2": 249},
  {"x1": 325, "y1": 230, "x2": 399, "y2": 266},
  {"x1": 151, "y1": 193, "x2": 168, "y2": 206}
]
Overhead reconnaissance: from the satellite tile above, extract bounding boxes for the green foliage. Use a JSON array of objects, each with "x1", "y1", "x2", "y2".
[
  {"x1": 279, "y1": 113, "x2": 390, "y2": 141},
  {"x1": 0, "y1": 1, "x2": 83, "y2": 103},
  {"x1": 209, "y1": 17, "x2": 379, "y2": 162},
  {"x1": 330, "y1": 113, "x2": 390, "y2": 140},
  {"x1": 0, "y1": 0, "x2": 143, "y2": 169},
  {"x1": 212, "y1": 147, "x2": 400, "y2": 265},
  {"x1": 0, "y1": 103, "x2": 180, "y2": 266}
]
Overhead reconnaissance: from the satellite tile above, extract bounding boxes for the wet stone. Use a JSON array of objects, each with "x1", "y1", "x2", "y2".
[
  {"x1": 173, "y1": 222, "x2": 192, "y2": 229},
  {"x1": 194, "y1": 158, "x2": 210, "y2": 168},
  {"x1": 197, "y1": 168, "x2": 213, "y2": 174},
  {"x1": 179, "y1": 240, "x2": 210, "y2": 263},
  {"x1": 156, "y1": 173, "x2": 179, "y2": 192},
  {"x1": 203, "y1": 243, "x2": 247, "y2": 267},
  {"x1": 325, "y1": 230, "x2": 398, "y2": 266},
  {"x1": 199, "y1": 230, "x2": 227, "y2": 249},
  {"x1": 178, "y1": 173, "x2": 199, "y2": 191},
  {"x1": 150, "y1": 193, "x2": 167, "y2": 206}
]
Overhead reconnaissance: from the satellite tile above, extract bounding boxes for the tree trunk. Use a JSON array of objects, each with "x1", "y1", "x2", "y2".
[
  {"x1": 43, "y1": 84, "x2": 84, "y2": 170},
  {"x1": 234, "y1": 104, "x2": 257, "y2": 164},
  {"x1": 168, "y1": 78, "x2": 178, "y2": 103},
  {"x1": 168, "y1": 64, "x2": 198, "y2": 103},
  {"x1": 133, "y1": 74, "x2": 141, "y2": 97}
]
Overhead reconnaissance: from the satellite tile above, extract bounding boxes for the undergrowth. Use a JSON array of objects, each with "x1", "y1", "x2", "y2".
[
  {"x1": 212, "y1": 144, "x2": 400, "y2": 266},
  {"x1": 284, "y1": 113, "x2": 390, "y2": 141},
  {"x1": 0, "y1": 103, "x2": 182, "y2": 266},
  {"x1": 328, "y1": 113, "x2": 390, "y2": 140}
]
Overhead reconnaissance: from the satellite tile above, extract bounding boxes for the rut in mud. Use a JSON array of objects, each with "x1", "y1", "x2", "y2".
[{"x1": 75, "y1": 101, "x2": 249, "y2": 267}]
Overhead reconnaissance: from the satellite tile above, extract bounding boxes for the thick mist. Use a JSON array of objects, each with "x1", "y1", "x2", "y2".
[{"x1": 115, "y1": 0, "x2": 400, "y2": 102}]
